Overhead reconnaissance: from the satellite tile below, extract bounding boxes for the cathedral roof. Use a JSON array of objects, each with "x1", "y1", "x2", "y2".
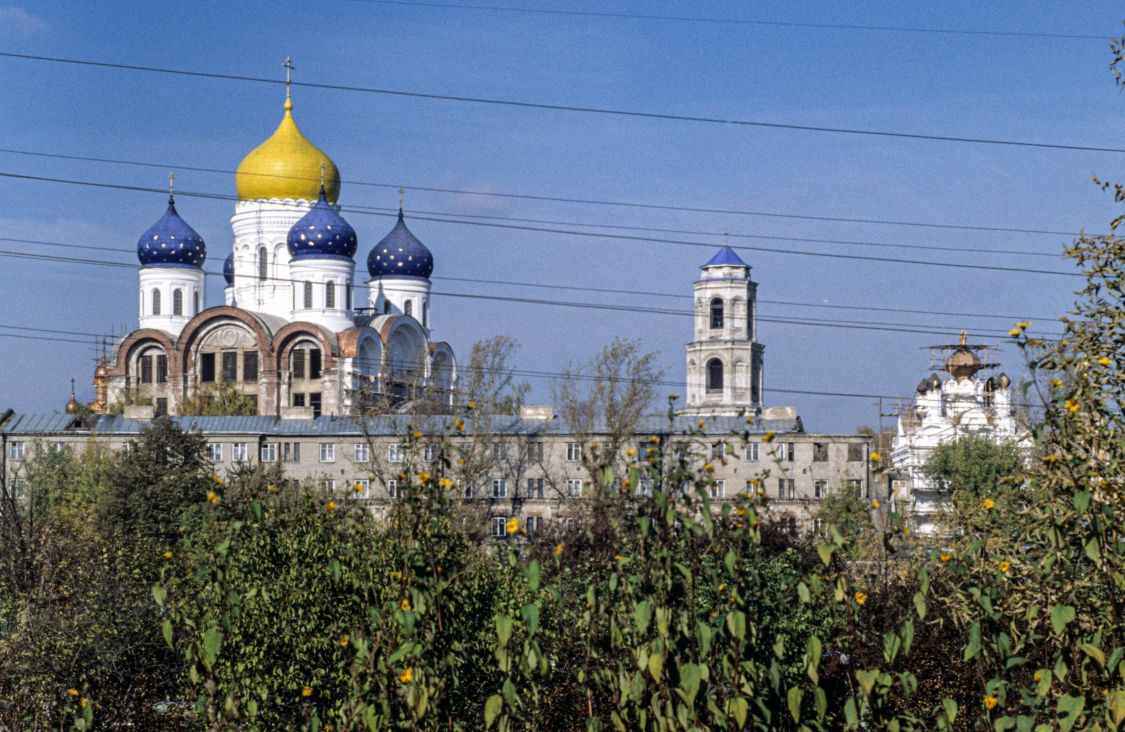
[
  {"x1": 367, "y1": 210, "x2": 433, "y2": 279},
  {"x1": 136, "y1": 196, "x2": 206, "y2": 268},
  {"x1": 702, "y1": 246, "x2": 748, "y2": 268},
  {"x1": 235, "y1": 93, "x2": 340, "y2": 203},
  {"x1": 285, "y1": 187, "x2": 358, "y2": 261}
]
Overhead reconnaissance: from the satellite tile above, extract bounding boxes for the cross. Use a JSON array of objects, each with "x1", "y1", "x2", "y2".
[
  {"x1": 283, "y1": 56, "x2": 294, "y2": 93},
  {"x1": 70, "y1": 377, "x2": 75, "y2": 396},
  {"x1": 398, "y1": 186, "x2": 405, "y2": 212},
  {"x1": 168, "y1": 171, "x2": 175, "y2": 197},
  {"x1": 320, "y1": 161, "x2": 326, "y2": 188}
]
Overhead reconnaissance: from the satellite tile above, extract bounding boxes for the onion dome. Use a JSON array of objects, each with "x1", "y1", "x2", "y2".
[
  {"x1": 945, "y1": 347, "x2": 982, "y2": 381},
  {"x1": 916, "y1": 378, "x2": 930, "y2": 394},
  {"x1": 136, "y1": 195, "x2": 207, "y2": 268},
  {"x1": 236, "y1": 93, "x2": 340, "y2": 203},
  {"x1": 65, "y1": 380, "x2": 80, "y2": 414},
  {"x1": 367, "y1": 210, "x2": 433, "y2": 278},
  {"x1": 702, "y1": 246, "x2": 748, "y2": 268},
  {"x1": 996, "y1": 372, "x2": 1011, "y2": 388},
  {"x1": 286, "y1": 187, "x2": 358, "y2": 260},
  {"x1": 223, "y1": 252, "x2": 235, "y2": 286},
  {"x1": 928, "y1": 373, "x2": 942, "y2": 390}
]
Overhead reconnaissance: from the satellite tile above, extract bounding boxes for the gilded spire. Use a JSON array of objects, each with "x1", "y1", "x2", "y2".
[{"x1": 283, "y1": 56, "x2": 294, "y2": 111}]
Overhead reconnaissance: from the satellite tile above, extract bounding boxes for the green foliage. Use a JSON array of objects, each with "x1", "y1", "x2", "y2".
[
  {"x1": 177, "y1": 380, "x2": 259, "y2": 416},
  {"x1": 921, "y1": 434, "x2": 1022, "y2": 502}
]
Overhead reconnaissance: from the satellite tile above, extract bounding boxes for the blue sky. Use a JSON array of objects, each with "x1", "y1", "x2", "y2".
[{"x1": 0, "y1": 2, "x2": 1122, "y2": 431}]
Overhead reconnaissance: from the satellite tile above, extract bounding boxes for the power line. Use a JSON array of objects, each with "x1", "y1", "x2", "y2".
[
  {"x1": 345, "y1": 0, "x2": 1107, "y2": 41},
  {"x1": 0, "y1": 146, "x2": 1085, "y2": 238},
  {"x1": 0, "y1": 170, "x2": 1085, "y2": 278},
  {"x1": 0, "y1": 246, "x2": 1061, "y2": 342},
  {"x1": 1, "y1": 51, "x2": 1122, "y2": 154},
  {"x1": 0, "y1": 237, "x2": 1056, "y2": 322}
]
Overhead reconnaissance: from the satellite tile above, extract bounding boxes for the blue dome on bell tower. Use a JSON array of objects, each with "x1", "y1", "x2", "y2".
[
  {"x1": 222, "y1": 252, "x2": 234, "y2": 285},
  {"x1": 367, "y1": 210, "x2": 433, "y2": 279},
  {"x1": 285, "y1": 187, "x2": 358, "y2": 261},
  {"x1": 136, "y1": 195, "x2": 207, "y2": 268}
]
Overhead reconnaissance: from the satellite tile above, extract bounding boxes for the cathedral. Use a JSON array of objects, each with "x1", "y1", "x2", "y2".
[{"x1": 84, "y1": 79, "x2": 456, "y2": 418}]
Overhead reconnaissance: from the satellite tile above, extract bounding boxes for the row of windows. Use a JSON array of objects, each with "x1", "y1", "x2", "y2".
[
  {"x1": 297, "y1": 281, "x2": 351, "y2": 310},
  {"x1": 713, "y1": 441, "x2": 865, "y2": 463},
  {"x1": 146, "y1": 287, "x2": 200, "y2": 317}
]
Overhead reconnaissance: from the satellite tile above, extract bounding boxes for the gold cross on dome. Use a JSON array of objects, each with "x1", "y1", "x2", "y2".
[
  {"x1": 168, "y1": 171, "x2": 175, "y2": 196},
  {"x1": 283, "y1": 56, "x2": 294, "y2": 94}
]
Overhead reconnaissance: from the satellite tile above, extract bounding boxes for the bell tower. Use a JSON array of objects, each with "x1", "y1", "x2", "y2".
[{"x1": 682, "y1": 246, "x2": 764, "y2": 416}]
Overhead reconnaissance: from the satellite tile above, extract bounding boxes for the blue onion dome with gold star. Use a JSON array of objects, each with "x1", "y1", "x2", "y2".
[
  {"x1": 285, "y1": 186, "x2": 358, "y2": 261},
  {"x1": 367, "y1": 209, "x2": 433, "y2": 279},
  {"x1": 136, "y1": 194, "x2": 207, "y2": 268},
  {"x1": 223, "y1": 252, "x2": 235, "y2": 285}
]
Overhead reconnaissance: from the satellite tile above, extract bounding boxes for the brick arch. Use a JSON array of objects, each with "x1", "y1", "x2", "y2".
[
  {"x1": 272, "y1": 322, "x2": 338, "y2": 373},
  {"x1": 112, "y1": 329, "x2": 177, "y2": 378}
]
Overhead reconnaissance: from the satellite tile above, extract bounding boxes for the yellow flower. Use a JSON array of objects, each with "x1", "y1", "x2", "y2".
[
  {"x1": 614, "y1": 554, "x2": 623, "y2": 562},
  {"x1": 648, "y1": 435, "x2": 660, "y2": 444},
  {"x1": 1018, "y1": 321, "x2": 1031, "y2": 329},
  {"x1": 163, "y1": 551, "x2": 173, "y2": 560},
  {"x1": 703, "y1": 462, "x2": 714, "y2": 473},
  {"x1": 983, "y1": 695, "x2": 998, "y2": 710},
  {"x1": 669, "y1": 393, "x2": 680, "y2": 400},
  {"x1": 902, "y1": 527, "x2": 910, "y2": 535},
  {"x1": 982, "y1": 498, "x2": 995, "y2": 510},
  {"x1": 1064, "y1": 398, "x2": 1079, "y2": 413},
  {"x1": 745, "y1": 415, "x2": 754, "y2": 424},
  {"x1": 1009, "y1": 328, "x2": 1021, "y2": 337},
  {"x1": 467, "y1": 400, "x2": 475, "y2": 410},
  {"x1": 79, "y1": 697, "x2": 88, "y2": 708},
  {"x1": 454, "y1": 418, "x2": 465, "y2": 432},
  {"x1": 734, "y1": 507, "x2": 747, "y2": 517},
  {"x1": 339, "y1": 636, "x2": 349, "y2": 647},
  {"x1": 1097, "y1": 356, "x2": 1111, "y2": 366},
  {"x1": 418, "y1": 471, "x2": 431, "y2": 484},
  {"x1": 400, "y1": 598, "x2": 411, "y2": 611},
  {"x1": 399, "y1": 667, "x2": 413, "y2": 684},
  {"x1": 267, "y1": 484, "x2": 279, "y2": 493},
  {"x1": 939, "y1": 552, "x2": 953, "y2": 563},
  {"x1": 326, "y1": 500, "x2": 337, "y2": 511},
  {"x1": 718, "y1": 583, "x2": 726, "y2": 591},
  {"x1": 854, "y1": 591, "x2": 867, "y2": 606},
  {"x1": 698, "y1": 419, "x2": 705, "y2": 429},
  {"x1": 389, "y1": 570, "x2": 402, "y2": 580},
  {"x1": 621, "y1": 478, "x2": 631, "y2": 489},
  {"x1": 206, "y1": 490, "x2": 219, "y2": 506},
  {"x1": 301, "y1": 686, "x2": 313, "y2": 698},
  {"x1": 1044, "y1": 454, "x2": 1058, "y2": 464},
  {"x1": 590, "y1": 443, "x2": 599, "y2": 452},
  {"x1": 213, "y1": 476, "x2": 224, "y2": 485},
  {"x1": 66, "y1": 688, "x2": 78, "y2": 696},
  {"x1": 871, "y1": 500, "x2": 880, "y2": 509},
  {"x1": 763, "y1": 431, "x2": 775, "y2": 443},
  {"x1": 1050, "y1": 379, "x2": 1064, "y2": 388},
  {"x1": 998, "y1": 560, "x2": 1011, "y2": 573},
  {"x1": 353, "y1": 482, "x2": 365, "y2": 492},
  {"x1": 412, "y1": 430, "x2": 422, "y2": 440},
  {"x1": 506, "y1": 517, "x2": 520, "y2": 534},
  {"x1": 870, "y1": 451, "x2": 881, "y2": 462},
  {"x1": 626, "y1": 448, "x2": 636, "y2": 457},
  {"x1": 439, "y1": 477, "x2": 453, "y2": 490},
  {"x1": 554, "y1": 543, "x2": 564, "y2": 558},
  {"x1": 1033, "y1": 671, "x2": 1042, "y2": 682}
]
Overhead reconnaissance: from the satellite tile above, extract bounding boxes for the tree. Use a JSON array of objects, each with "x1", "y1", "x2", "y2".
[
  {"x1": 177, "y1": 381, "x2": 258, "y2": 416},
  {"x1": 921, "y1": 434, "x2": 1021, "y2": 504}
]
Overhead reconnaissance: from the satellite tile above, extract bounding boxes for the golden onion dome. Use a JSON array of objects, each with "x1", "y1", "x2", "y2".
[
  {"x1": 235, "y1": 94, "x2": 341, "y2": 203},
  {"x1": 65, "y1": 395, "x2": 81, "y2": 414},
  {"x1": 945, "y1": 347, "x2": 981, "y2": 381}
]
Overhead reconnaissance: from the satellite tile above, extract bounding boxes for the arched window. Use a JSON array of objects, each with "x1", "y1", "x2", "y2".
[
  {"x1": 303, "y1": 282, "x2": 313, "y2": 309},
  {"x1": 706, "y1": 358, "x2": 723, "y2": 392},
  {"x1": 325, "y1": 280, "x2": 335, "y2": 309},
  {"x1": 422, "y1": 300, "x2": 428, "y2": 327},
  {"x1": 383, "y1": 300, "x2": 392, "y2": 314},
  {"x1": 404, "y1": 300, "x2": 413, "y2": 317},
  {"x1": 291, "y1": 345, "x2": 322, "y2": 380},
  {"x1": 172, "y1": 288, "x2": 183, "y2": 316},
  {"x1": 258, "y1": 247, "x2": 268, "y2": 282},
  {"x1": 193, "y1": 290, "x2": 200, "y2": 314},
  {"x1": 152, "y1": 288, "x2": 161, "y2": 315},
  {"x1": 710, "y1": 298, "x2": 724, "y2": 329}
]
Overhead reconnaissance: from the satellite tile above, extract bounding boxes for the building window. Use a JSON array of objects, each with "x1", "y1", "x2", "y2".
[
  {"x1": 492, "y1": 517, "x2": 507, "y2": 538},
  {"x1": 813, "y1": 443, "x2": 828, "y2": 462},
  {"x1": 258, "y1": 247, "x2": 268, "y2": 282},
  {"x1": 463, "y1": 482, "x2": 474, "y2": 499},
  {"x1": 638, "y1": 478, "x2": 654, "y2": 497},
  {"x1": 525, "y1": 478, "x2": 544, "y2": 499},
  {"x1": 388, "y1": 444, "x2": 404, "y2": 463},
  {"x1": 781, "y1": 516, "x2": 798, "y2": 536},
  {"x1": 151, "y1": 288, "x2": 161, "y2": 315},
  {"x1": 345, "y1": 284, "x2": 352, "y2": 310},
  {"x1": 155, "y1": 398, "x2": 168, "y2": 416},
  {"x1": 814, "y1": 479, "x2": 828, "y2": 499},
  {"x1": 710, "y1": 297, "x2": 724, "y2": 329},
  {"x1": 847, "y1": 443, "x2": 865, "y2": 462},
  {"x1": 8, "y1": 441, "x2": 25, "y2": 461},
  {"x1": 566, "y1": 479, "x2": 583, "y2": 497},
  {"x1": 778, "y1": 479, "x2": 795, "y2": 499},
  {"x1": 492, "y1": 479, "x2": 507, "y2": 499},
  {"x1": 232, "y1": 443, "x2": 249, "y2": 463},
  {"x1": 291, "y1": 347, "x2": 322, "y2": 380},
  {"x1": 140, "y1": 355, "x2": 153, "y2": 384},
  {"x1": 309, "y1": 393, "x2": 322, "y2": 418},
  {"x1": 423, "y1": 444, "x2": 436, "y2": 462},
  {"x1": 710, "y1": 442, "x2": 724, "y2": 460},
  {"x1": 260, "y1": 443, "x2": 277, "y2": 462},
  {"x1": 847, "y1": 478, "x2": 866, "y2": 497},
  {"x1": 319, "y1": 443, "x2": 336, "y2": 463},
  {"x1": 173, "y1": 288, "x2": 183, "y2": 316},
  {"x1": 526, "y1": 515, "x2": 543, "y2": 534},
  {"x1": 706, "y1": 358, "x2": 723, "y2": 392},
  {"x1": 221, "y1": 351, "x2": 238, "y2": 382},
  {"x1": 243, "y1": 352, "x2": 258, "y2": 382},
  {"x1": 813, "y1": 518, "x2": 825, "y2": 536},
  {"x1": 492, "y1": 443, "x2": 507, "y2": 460},
  {"x1": 383, "y1": 300, "x2": 391, "y2": 314},
  {"x1": 322, "y1": 479, "x2": 336, "y2": 492},
  {"x1": 208, "y1": 443, "x2": 222, "y2": 463},
  {"x1": 325, "y1": 280, "x2": 335, "y2": 309},
  {"x1": 775, "y1": 442, "x2": 795, "y2": 462},
  {"x1": 354, "y1": 443, "x2": 370, "y2": 462},
  {"x1": 744, "y1": 443, "x2": 759, "y2": 461},
  {"x1": 423, "y1": 300, "x2": 428, "y2": 327},
  {"x1": 710, "y1": 479, "x2": 726, "y2": 500},
  {"x1": 353, "y1": 479, "x2": 370, "y2": 498},
  {"x1": 282, "y1": 442, "x2": 300, "y2": 463},
  {"x1": 193, "y1": 290, "x2": 200, "y2": 315},
  {"x1": 156, "y1": 354, "x2": 167, "y2": 383},
  {"x1": 199, "y1": 353, "x2": 216, "y2": 383},
  {"x1": 303, "y1": 281, "x2": 313, "y2": 309},
  {"x1": 404, "y1": 300, "x2": 413, "y2": 317},
  {"x1": 387, "y1": 479, "x2": 399, "y2": 499},
  {"x1": 524, "y1": 441, "x2": 544, "y2": 462},
  {"x1": 565, "y1": 442, "x2": 581, "y2": 462}
]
